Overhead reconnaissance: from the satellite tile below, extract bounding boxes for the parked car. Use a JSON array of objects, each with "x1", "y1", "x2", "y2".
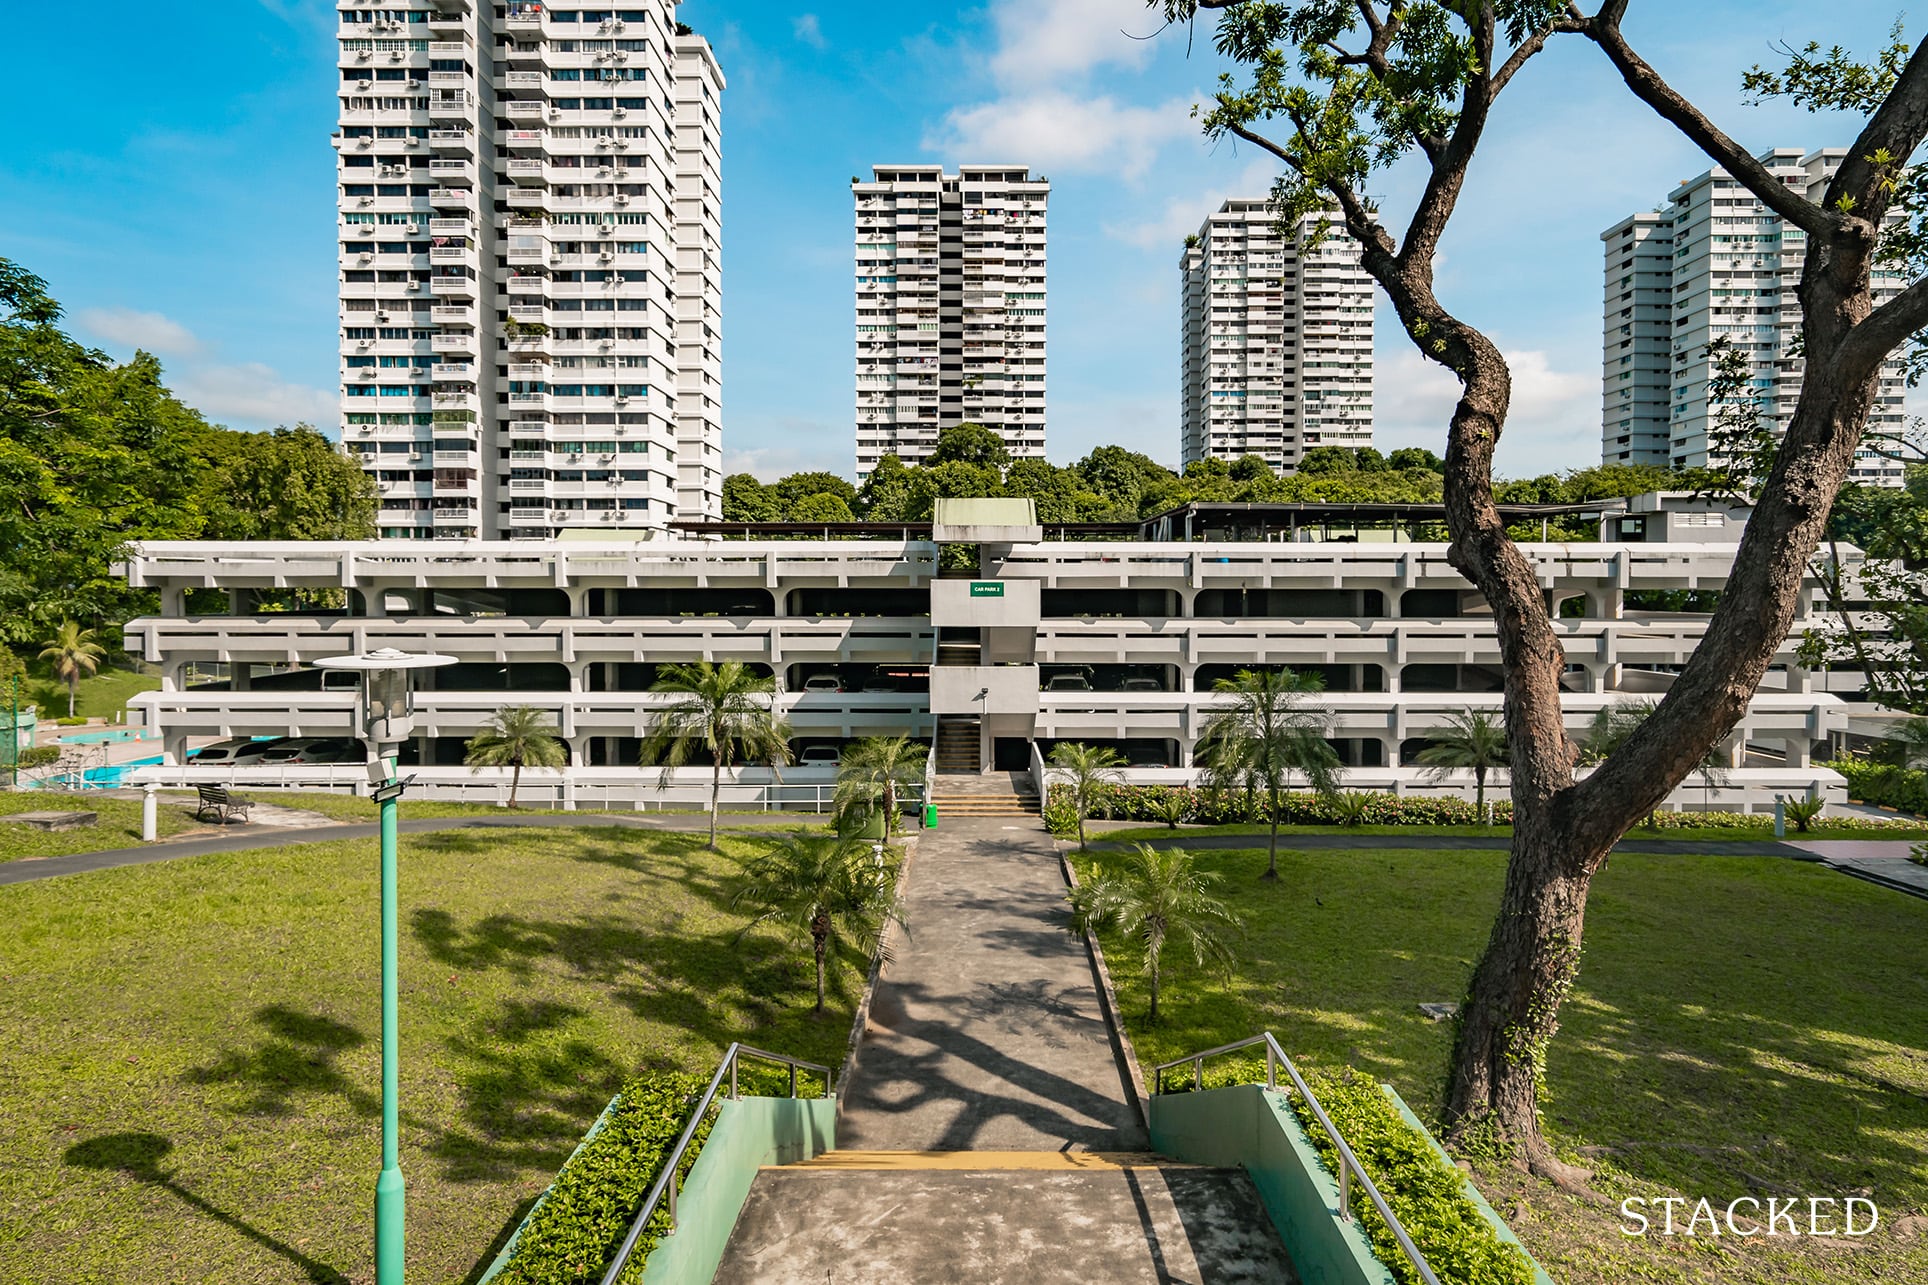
[
  {"x1": 188, "y1": 737, "x2": 255, "y2": 763},
  {"x1": 1120, "y1": 676, "x2": 1163, "y2": 692},
  {"x1": 861, "y1": 675, "x2": 901, "y2": 693},
  {"x1": 259, "y1": 737, "x2": 366, "y2": 765},
  {"x1": 802, "y1": 674, "x2": 844, "y2": 693},
  {"x1": 797, "y1": 745, "x2": 842, "y2": 766},
  {"x1": 194, "y1": 737, "x2": 288, "y2": 764},
  {"x1": 1045, "y1": 673, "x2": 1092, "y2": 692}
]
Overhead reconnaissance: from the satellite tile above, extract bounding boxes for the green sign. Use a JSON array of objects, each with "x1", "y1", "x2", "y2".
[{"x1": 969, "y1": 581, "x2": 1005, "y2": 598}]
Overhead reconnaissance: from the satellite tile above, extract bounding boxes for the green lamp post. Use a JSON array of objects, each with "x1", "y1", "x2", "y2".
[{"x1": 315, "y1": 647, "x2": 456, "y2": 1284}]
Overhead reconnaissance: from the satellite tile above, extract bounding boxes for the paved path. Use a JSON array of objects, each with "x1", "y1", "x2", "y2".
[
  {"x1": 837, "y1": 816, "x2": 1146, "y2": 1151},
  {"x1": 1787, "y1": 839, "x2": 1928, "y2": 899},
  {"x1": 0, "y1": 811, "x2": 817, "y2": 887}
]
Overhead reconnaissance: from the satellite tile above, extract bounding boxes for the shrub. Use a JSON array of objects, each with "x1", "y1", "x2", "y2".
[
  {"x1": 16, "y1": 745, "x2": 58, "y2": 769},
  {"x1": 1047, "y1": 783, "x2": 1511, "y2": 829},
  {"x1": 1042, "y1": 790, "x2": 1080, "y2": 837},
  {"x1": 493, "y1": 1065, "x2": 804, "y2": 1285},
  {"x1": 1780, "y1": 794, "x2": 1825, "y2": 832},
  {"x1": 1828, "y1": 757, "x2": 1928, "y2": 817},
  {"x1": 55, "y1": 716, "x2": 87, "y2": 727},
  {"x1": 1289, "y1": 1067, "x2": 1537, "y2": 1285},
  {"x1": 1151, "y1": 791, "x2": 1190, "y2": 829},
  {"x1": 1331, "y1": 791, "x2": 1374, "y2": 827}
]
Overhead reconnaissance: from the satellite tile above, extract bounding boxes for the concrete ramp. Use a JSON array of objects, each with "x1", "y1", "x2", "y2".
[{"x1": 713, "y1": 1163, "x2": 1298, "y2": 1284}]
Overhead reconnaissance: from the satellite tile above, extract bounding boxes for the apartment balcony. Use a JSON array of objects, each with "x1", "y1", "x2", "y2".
[
  {"x1": 504, "y1": 9, "x2": 543, "y2": 32},
  {"x1": 430, "y1": 274, "x2": 476, "y2": 299},
  {"x1": 505, "y1": 100, "x2": 547, "y2": 120},
  {"x1": 429, "y1": 304, "x2": 474, "y2": 324},
  {"x1": 504, "y1": 128, "x2": 546, "y2": 153},
  {"x1": 428, "y1": 129, "x2": 474, "y2": 155},
  {"x1": 507, "y1": 188, "x2": 548, "y2": 209},
  {"x1": 428, "y1": 70, "x2": 472, "y2": 90},
  {"x1": 433, "y1": 508, "x2": 478, "y2": 525},
  {"x1": 507, "y1": 157, "x2": 547, "y2": 185},
  {"x1": 431, "y1": 363, "x2": 474, "y2": 382},
  {"x1": 427, "y1": 158, "x2": 474, "y2": 183},
  {"x1": 505, "y1": 276, "x2": 548, "y2": 296},
  {"x1": 432, "y1": 391, "x2": 477, "y2": 411},
  {"x1": 431, "y1": 333, "x2": 477, "y2": 356},
  {"x1": 508, "y1": 391, "x2": 550, "y2": 410},
  {"x1": 429, "y1": 93, "x2": 474, "y2": 123},
  {"x1": 503, "y1": 70, "x2": 544, "y2": 90},
  {"x1": 508, "y1": 304, "x2": 547, "y2": 323},
  {"x1": 429, "y1": 187, "x2": 476, "y2": 210}
]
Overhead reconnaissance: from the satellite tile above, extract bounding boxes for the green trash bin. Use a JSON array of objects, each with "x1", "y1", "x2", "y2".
[{"x1": 924, "y1": 802, "x2": 938, "y2": 830}]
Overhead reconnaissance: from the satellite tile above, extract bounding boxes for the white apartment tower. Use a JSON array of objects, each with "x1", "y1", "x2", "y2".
[
  {"x1": 336, "y1": 1, "x2": 724, "y2": 540},
  {"x1": 1179, "y1": 200, "x2": 1374, "y2": 472},
  {"x1": 672, "y1": 33, "x2": 725, "y2": 520},
  {"x1": 853, "y1": 165, "x2": 1049, "y2": 478},
  {"x1": 1602, "y1": 148, "x2": 1905, "y2": 484}
]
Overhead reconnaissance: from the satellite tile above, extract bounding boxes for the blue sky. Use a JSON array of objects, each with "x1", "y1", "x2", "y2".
[{"x1": 1, "y1": 1, "x2": 1911, "y2": 479}]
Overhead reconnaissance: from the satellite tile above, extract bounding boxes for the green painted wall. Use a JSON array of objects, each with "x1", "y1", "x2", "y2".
[
  {"x1": 1151, "y1": 1084, "x2": 1394, "y2": 1285},
  {"x1": 640, "y1": 1095, "x2": 837, "y2": 1285}
]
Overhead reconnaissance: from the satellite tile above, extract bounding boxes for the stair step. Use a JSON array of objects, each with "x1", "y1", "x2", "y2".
[{"x1": 781, "y1": 1150, "x2": 1196, "y2": 1172}]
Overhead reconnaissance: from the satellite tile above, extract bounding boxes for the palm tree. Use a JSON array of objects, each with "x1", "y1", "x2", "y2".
[
  {"x1": 1581, "y1": 700, "x2": 1730, "y2": 818},
  {"x1": 39, "y1": 621, "x2": 106, "y2": 719},
  {"x1": 1049, "y1": 741, "x2": 1126, "y2": 850},
  {"x1": 733, "y1": 830, "x2": 900, "y2": 1016},
  {"x1": 641, "y1": 660, "x2": 792, "y2": 850},
  {"x1": 463, "y1": 704, "x2": 567, "y2": 809},
  {"x1": 1886, "y1": 717, "x2": 1928, "y2": 770},
  {"x1": 1415, "y1": 708, "x2": 1509, "y2": 824},
  {"x1": 833, "y1": 736, "x2": 925, "y2": 839},
  {"x1": 1067, "y1": 843, "x2": 1240, "y2": 1024},
  {"x1": 1194, "y1": 667, "x2": 1341, "y2": 879}
]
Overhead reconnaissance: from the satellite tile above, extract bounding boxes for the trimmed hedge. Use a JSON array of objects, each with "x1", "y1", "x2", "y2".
[
  {"x1": 1828, "y1": 757, "x2": 1928, "y2": 817},
  {"x1": 16, "y1": 745, "x2": 58, "y2": 769},
  {"x1": 493, "y1": 1065, "x2": 807, "y2": 1285},
  {"x1": 1048, "y1": 781, "x2": 1924, "y2": 835},
  {"x1": 1291, "y1": 1067, "x2": 1536, "y2": 1285},
  {"x1": 1163, "y1": 1056, "x2": 1532, "y2": 1285}
]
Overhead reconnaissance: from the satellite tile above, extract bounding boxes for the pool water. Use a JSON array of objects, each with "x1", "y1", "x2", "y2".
[{"x1": 57, "y1": 729, "x2": 157, "y2": 746}]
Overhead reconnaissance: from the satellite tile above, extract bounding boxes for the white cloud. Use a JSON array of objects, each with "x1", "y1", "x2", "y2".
[
  {"x1": 174, "y1": 362, "x2": 337, "y2": 429},
  {"x1": 1372, "y1": 342, "x2": 1597, "y2": 476},
  {"x1": 792, "y1": 13, "x2": 826, "y2": 50},
  {"x1": 927, "y1": 90, "x2": 1195, "y2": 179},
  {"x1": 1107, "y1": 156, "x2": 1280, "y2": 249},
  {"x1": 76, "y1": 307, "x2": 203, "y2": 357},
  {"x1": 724, "y1": 432, "x2": 850, "y2": 482},
  {"x1": 986, "y1": 0, "x2": 1157, "y2": 88}
]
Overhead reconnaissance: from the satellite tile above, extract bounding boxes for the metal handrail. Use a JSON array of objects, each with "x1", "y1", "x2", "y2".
[
  {"x1": 598, "y1": 1042, "x2": 834, "y2": 1285},
  {"x1": 1150, "y1": 1032, "x2": 1442, "y2": 1285}
]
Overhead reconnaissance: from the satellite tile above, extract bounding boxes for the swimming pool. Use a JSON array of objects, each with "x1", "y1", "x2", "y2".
[
  {"x1": 57, "y1": 729, "x2": 157, "y2": 746},
  {"x1": 26, "y1": 756, "x2": 166, "y2": 790}
]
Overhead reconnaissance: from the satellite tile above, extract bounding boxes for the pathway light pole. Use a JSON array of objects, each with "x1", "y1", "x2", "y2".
[{"x1": 314, "y1": 647, "x2": 456, "y2": 1284}]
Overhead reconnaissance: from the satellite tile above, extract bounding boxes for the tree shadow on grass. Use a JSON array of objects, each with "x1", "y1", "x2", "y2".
[
  {"x1": 181, "y1": 1005, "x2": 377, "y2": 1119},
  {"x1": 64, "y1": 1132, "x2": 351, "y2": 1284}
]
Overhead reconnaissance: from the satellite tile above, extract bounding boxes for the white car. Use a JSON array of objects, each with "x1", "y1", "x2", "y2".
[
  {"x1": 802, "y1": 674, "x2": 844, "y2": 693},
  {"x1": 194, "y1": 738, "x2": 287, "y2": 764},
  {"x1": 1045, "y1": 673, "x2": 1092, "y2": 692},
  {"x1": 797, "y1": 745, "x2": 842, "y2": 765}
]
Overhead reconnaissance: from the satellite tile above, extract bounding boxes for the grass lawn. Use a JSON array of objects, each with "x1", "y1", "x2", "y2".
[
  {"x1": 0, "y1": 825, "x2": 868, "y2": 1284},
  {"x1": 0, "y1": 792, "x2": 205, "y2": 861},
  {"x1": 1075, "y1": 844, "x2": 1928, "y2": 1284},
  {"x1": 1100, "y1": 820, "x2": 1928, "y2": 844},
  {"x1": 24, "y1": 659, "x2": 161, "y2": 723}
]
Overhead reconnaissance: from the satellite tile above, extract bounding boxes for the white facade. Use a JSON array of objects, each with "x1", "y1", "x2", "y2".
[
  {"x1": 1602, "y1": 149, "x2": 1905, "y2": 484},
  {"x1": 1180, "y1": 200, "x2": 1374, "y2": 472},
  {"x1": 672, "y1": 34, "x2": 725, "y2": 520},
  {"x1": 336, "y1": 2, "x2": 723, "y2": 541},
  {"x1": 120, "y1": 498, "x2": 1856, "y2": 813},
  {"x1": 854, "y1": 165, "x2": 1048, "y2": 478}
]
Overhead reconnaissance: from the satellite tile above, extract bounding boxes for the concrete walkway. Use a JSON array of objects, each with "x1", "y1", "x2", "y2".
[
  {"x1": 1786, "y1": 839, "x2": 1928, "y2": 899},
  {"x1": 837, "y1": 816, "x2": 1146, "y2": 1151},
  {"x1": 715, "y1": 816, "x2": 1299, "y2": 1282}
]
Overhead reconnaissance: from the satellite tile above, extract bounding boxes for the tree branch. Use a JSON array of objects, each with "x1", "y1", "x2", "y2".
[
  {"x1": 1582, "y1": 2, "x2": 1838, "y2": 236},
  {"x1": 1826, "y1": 36, "x2": 1928, "y2": 228},
  {"x1": 1838, "y1": 271, "x2": 1928, "y2": 381}
]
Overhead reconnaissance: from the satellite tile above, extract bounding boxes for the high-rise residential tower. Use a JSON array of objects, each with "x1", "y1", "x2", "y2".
[
  {"x1": 336, "y1": 1, "x2": 723, "y2": 540},
  {"x1": 1602, "y1": 148, "x2": 1905, "y2": 484},
  {"x1": 853, "y1": 165, "x2": 1048, "y2": 478},
  {"x1": 1179, "y1": 199, "x2": 1374, "y2": 472},
  {"x1": 672, "y1": 32, "x2": 725, "y2": 520}
]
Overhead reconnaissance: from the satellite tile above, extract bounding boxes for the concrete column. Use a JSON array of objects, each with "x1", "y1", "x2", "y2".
[
  {"x1": 1783, "y1": 735, "x2": 1811, "y2": 768},
  {"x1": 161, "y1": 586, "x2": 185, "y2": 617}
]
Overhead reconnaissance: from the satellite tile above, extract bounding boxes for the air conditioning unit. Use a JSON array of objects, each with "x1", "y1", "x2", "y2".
[
  {"x1": 614, "y1": 193, "x2": 629, "y2": 204},
  {"x1": 358, "y1": 251, "x2": 375, "y2": 263},
  {"x1": 551, "y1": 511, "x2": 570, "y2": 522},
  {"x1": 614, "y1": 395, "x2": 629, "y2": 405},
  {"x1": 405, "y1": 222, "x2": 420, "y2": 233},
  {"x1": 599, "y1": 223, "x2": 615, "y2": 236},
  {"x1": 358, "y1": 424, "x2": 375, "y2": 433},
  {"x1": 390, "y1": 51, "x2": 406, "y2": 61},
  {"x1": 611, "y1": 19, "x2": 625, "y2": 31},
  {"x1": 357, "y1": 339, "x2": 373, "y2": 348},
  {"x1": 406, "y1": 79, "x2": 421, "y2": 89},
  {"x1": 356, "y1": 50, "x2": 372, "y2": 61},
  {"x1": 357, "y1": 78, "x2": 372, "y2": 89},
  {"x1": 358, "y1": 224, "x2": 377, "y2": 235},
  {"x1": 611, "y1": 107, "x2": 627, "y2": 118},
  {"x1": 404, "y1": 136, "x2": 420, "y2": 148},
  {"x1": 596, "y1": 135, "x2": 613, "y2": 147},
  {"x1": 407, "y1": 452, "x2": 423, "y2": 461},
  {"x1": 406, "y1": 281, "x2": 423, "y2": 292},
  {"x1": 613, "y1": 424, "x2": 625, "y2": 435},
  {"x1": 548, "y1": 107, "x2": 562, "y2": 120},
  {"x1": 376, "y1": 311, "x2": 392, "y2": 321},
  {"x1": 613, "y1": 139, "x2": 629, "y2": 151},
  {"x1": 598, "y1": 251, "x2": 613, "y2": 263}
]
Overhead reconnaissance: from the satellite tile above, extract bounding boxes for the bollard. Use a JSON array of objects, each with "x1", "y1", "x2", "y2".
[
  {"x1": 1773, "y1": 796, "x2": 1786, "y2": 839},
  {"x1": 142, "y1": 783, "x2": 159, "y2": 842}
]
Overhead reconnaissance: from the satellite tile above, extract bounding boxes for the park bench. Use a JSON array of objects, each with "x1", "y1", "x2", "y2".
[{"x1": 195, "y1": 784, "x2": 253, "y2": 825}]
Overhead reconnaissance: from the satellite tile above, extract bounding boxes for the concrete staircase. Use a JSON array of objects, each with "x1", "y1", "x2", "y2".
[
  {"x1": 934, "y1": 714, "x2": 979, "y2": 772},
  {"x1": 928, "y1": 767, "x2": 1040, "y2": 818},
  {"x1": 715, "y1": 1151, "x2": 1298, "y2": 1284}
]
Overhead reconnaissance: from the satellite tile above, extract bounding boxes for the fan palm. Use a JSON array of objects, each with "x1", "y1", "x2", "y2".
[
  {"x1": 463, "y1": 704, "x2": 567, "y2": 809},
  {"x1": 833, "y1": 735, "x2": 925, "y2": 839},
  {"x1": 1415, "y1": 708, "x2": 1509, "y2": 824},
  {"x1": 641, "y1": 660, "x2": 792, "y2": 850},
  {"x1": 1049, "y1": 741, "x2": 1126, "y2": 850},
  {"x1": 39, "y1": 620, "x2": 106, "y2": 719},
  {"x1": 733, "y1": 830, "x2": 901, "y2": 1016},
  {"x1": 1068, "y1": 843, "x2": 1240, "y2": 1024},
  {"x1": 1194, "y1": 667, "x2": 1340, "y2": 879},
  {"x1": 1582, "y1": 700, "x2": 1730, "y2": 817}
]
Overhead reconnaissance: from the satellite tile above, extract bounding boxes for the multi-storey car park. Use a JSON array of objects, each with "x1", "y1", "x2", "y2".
[
  {"x1": 1601, "y1": 147, "x2": 1906, "y2": 484},
  {"x1": 853, "y1": 166, "x2": 1049, "y2": 479},
  {"x1": 335, "y1": 0, "x2": 723, "y2": 541},
  {"x1": 120, "y1": 497, "x2": 1869, "y2": 813},
  {"x1": 1180, "y1": 200, "x2": 1374, "y2": 472}
]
